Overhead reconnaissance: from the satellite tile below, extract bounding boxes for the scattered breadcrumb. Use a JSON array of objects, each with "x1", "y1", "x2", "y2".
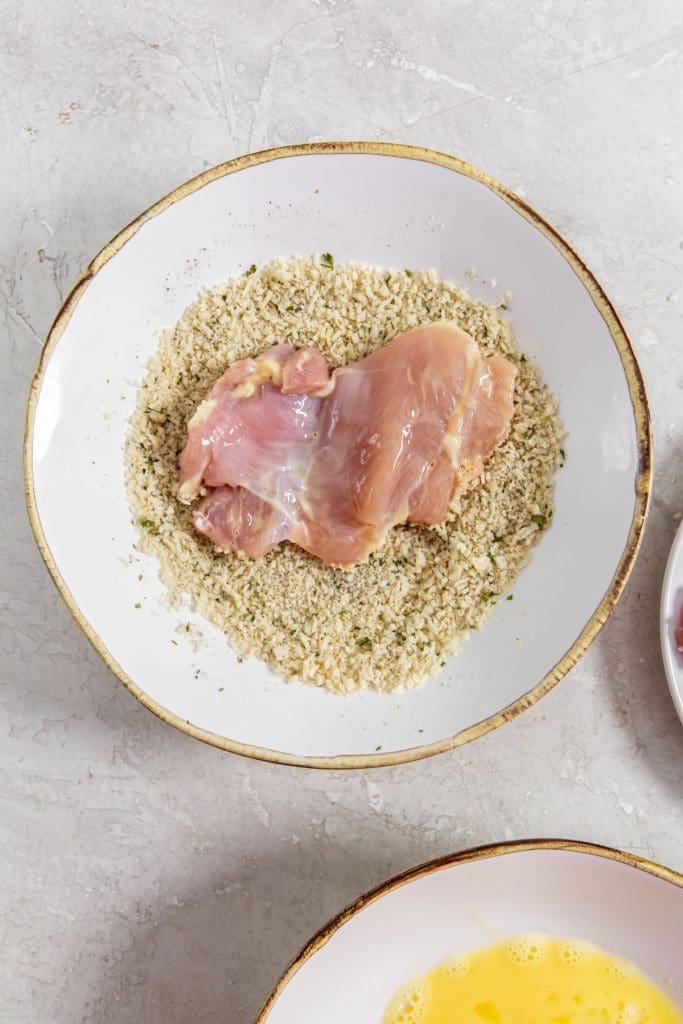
[{"x1": 126, "y1": 257, "x2": 563, "y2": 694}]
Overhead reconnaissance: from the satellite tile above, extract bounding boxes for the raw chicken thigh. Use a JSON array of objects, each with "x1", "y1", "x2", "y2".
[{"x1": 178, "y1": 322, "x2": 517, "y2": 567}]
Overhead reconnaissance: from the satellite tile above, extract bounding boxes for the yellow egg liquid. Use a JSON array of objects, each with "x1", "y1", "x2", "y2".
[{"x1": 382, "y1": 937, "x2": 683, "y2": 1024}]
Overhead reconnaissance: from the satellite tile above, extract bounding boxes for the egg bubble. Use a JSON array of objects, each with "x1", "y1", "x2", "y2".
[
  {"x1": 504, "y1": 934, "x2": 548, "y2": 966},
  {"x1": 442, "y1": 954, "x2": 469, "y2": 978},
  {"x1": 608, "y1": 959, "x2": 641, "y2": 983},
  {"x1": 384, "y1": 978, "x2": 431, "y2": 1024},
  {"x1": 618, "y1": 1000, "x2": 646, "y2": 1024},
  {"x1": 559, "y1": 940, "x2": 596, "y2": 967}
]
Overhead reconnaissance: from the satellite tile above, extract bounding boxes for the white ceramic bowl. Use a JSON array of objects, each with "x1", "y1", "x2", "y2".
[
  {"x1": 25, "y1": 143, "x2": 650, "y2": 767},
  {"x1": 257, "y1": 840, "x2": 683, "y2": 1023},
  {"x1": 661, "y1": 519, "x2": 683, "y2": 724}
]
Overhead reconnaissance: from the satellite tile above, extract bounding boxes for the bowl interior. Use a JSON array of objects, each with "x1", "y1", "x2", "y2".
[
  {"x1": 263, "y1": 848, "x2": 682, "y2": 1023},
  {"x1": 29, "y1": 148, "x2": 644, "y2": 762}
]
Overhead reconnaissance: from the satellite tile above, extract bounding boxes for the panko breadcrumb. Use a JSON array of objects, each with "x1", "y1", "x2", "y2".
[{"x1": 126, "y1": 257, "x2": 563, "y2": 694}]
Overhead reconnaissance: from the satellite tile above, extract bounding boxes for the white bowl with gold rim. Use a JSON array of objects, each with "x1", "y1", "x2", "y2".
[
  {"x1": 661, "y1": 519, "x2": 683, "y2": 724},
  {"x1": 256, "y1": 840, "x2": 682, "y2": 1023},
  {"x1": 25, "y1": 143, "x2": 650, "y2": 768}
]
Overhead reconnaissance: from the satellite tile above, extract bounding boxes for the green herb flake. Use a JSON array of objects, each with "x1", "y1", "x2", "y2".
[
  {"x1": 375, "y1": 745, "x2": 382, "y2": 751},
  {"x1": 245, "y1": 263, "x2": 257, "y2": 276},
  {"x1": 356, "y1": 637, "x2": 372, "y2": 649},
  {"x1": 218, "y1": 687, "x2": 224, "y2": 693},
  {"x1": 321, "y1": 252, "x2": 334, "y2": 269},
  {"x1": 404, "y1": 269, "x2": 413, "y2": 277},
  {"x1": 138, "y1": 573, "x2": 143, "y2": 581},
  {"x1": 138, "y1": 517, "x2": 158, "y2": 535},
  {"x1": 492, "y1": 532, "x2": 505, "y2": 543},
  {"x1": 531, "y1": 514, "x2": 547, "y2": 528},
  {"x1": 482, "y1": 590, "x2": 498, "y2": 600},
  {"x1": 134, "y1": 602, "x2": 141, "y2": 609},
  {"x1": 487, "y1": 551, "x2": 496, "y2": 565},
  {"x1": 506, "y1": 594, "x2": 514, "y2": 601},
  {"x1": 171, "y1": 640, "x2": 178, "y2": 646}
]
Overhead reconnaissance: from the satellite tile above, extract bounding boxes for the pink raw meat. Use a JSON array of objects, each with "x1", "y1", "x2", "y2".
[{"x1": 178, "y1": 323, "x2": 517, "y2": 567}]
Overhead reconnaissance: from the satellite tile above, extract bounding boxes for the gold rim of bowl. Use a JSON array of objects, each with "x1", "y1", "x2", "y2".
[
  {"x1": 23, "y1": 142, "x2": 652, "y2": 769},
  {"x1": 255, "y1": 838, "x2": 682, "y2": 1022}
]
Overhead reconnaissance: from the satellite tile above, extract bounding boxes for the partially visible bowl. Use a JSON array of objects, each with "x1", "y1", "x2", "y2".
[
  {"x1": 661, "y1": 518, "x2": 683, "y2": 725},
  {"x1": 25, "y1": 142, "x2": 650, "y2": 767},
  {"x1": 257, "y1": 840, "x2": 682, "y2": 1023}
]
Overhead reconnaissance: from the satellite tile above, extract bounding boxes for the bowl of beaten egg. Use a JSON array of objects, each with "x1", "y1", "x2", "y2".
[
  {"x1": 25, "y1": 143, "x2": 650, "y2": 766},
  {"x1": 257, "y1": 840, "x2": 682, "y2": 1024}
]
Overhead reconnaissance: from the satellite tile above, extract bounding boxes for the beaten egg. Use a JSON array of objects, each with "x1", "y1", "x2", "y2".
[{"x1": 382, "y1": 936, "x2": 682, "y2": 1024}]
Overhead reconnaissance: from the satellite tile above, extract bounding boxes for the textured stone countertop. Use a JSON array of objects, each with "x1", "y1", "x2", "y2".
[{"x1": 2, "y1": 2, "x2": 682, "y2": 1021}]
